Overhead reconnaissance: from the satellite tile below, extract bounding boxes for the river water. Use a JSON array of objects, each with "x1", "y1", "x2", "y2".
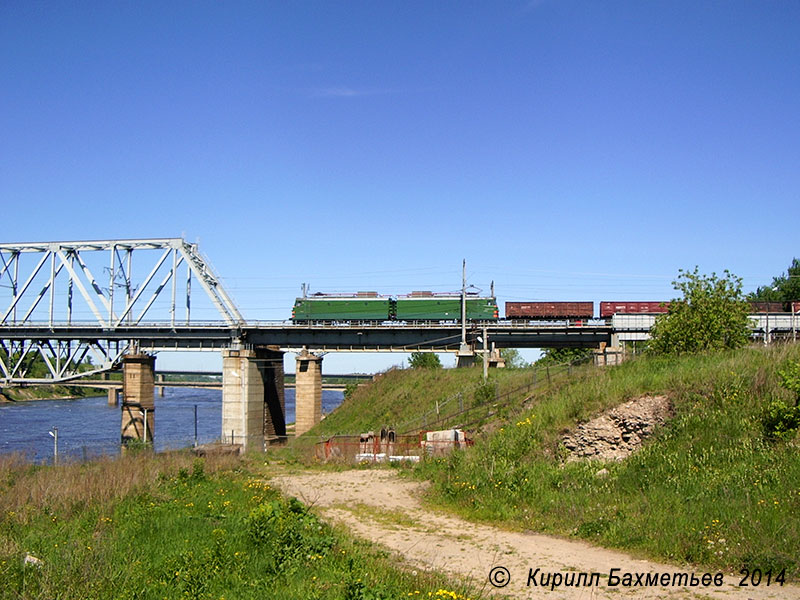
[{"x1": 0, "y1": 388, "x2": 344, "y2": 463}]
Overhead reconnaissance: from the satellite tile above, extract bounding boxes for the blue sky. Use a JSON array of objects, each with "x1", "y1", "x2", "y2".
[{"x1": 2, "y1": 1, "x2": 799, "y2": 372}]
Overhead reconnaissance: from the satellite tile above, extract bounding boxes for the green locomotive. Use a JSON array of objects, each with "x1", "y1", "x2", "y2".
[{"x1": 291, "y1": 292, "x2": 498, "y2": 322}]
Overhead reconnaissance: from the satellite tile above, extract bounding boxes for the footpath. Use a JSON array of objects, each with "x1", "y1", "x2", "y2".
[{"x1": 272, "y1": 468, "x2": 798, "y2": 600}]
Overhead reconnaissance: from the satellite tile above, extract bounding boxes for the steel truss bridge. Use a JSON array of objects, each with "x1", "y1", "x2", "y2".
[{"x1": 1, "y1": 237, "x2": 783, "y2": 387}]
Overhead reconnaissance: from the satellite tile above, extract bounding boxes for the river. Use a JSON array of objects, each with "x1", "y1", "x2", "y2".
[{"x1": 0, "y1": 388, "x2": 344, "y2": 463}]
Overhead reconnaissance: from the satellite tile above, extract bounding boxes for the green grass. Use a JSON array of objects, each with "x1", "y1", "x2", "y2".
[
  {"x1": 0, "y1": 451, "x2": 480, "y2": 600},
  {"x1": 414, "y1": 344, "x2": 800, "y2": 576},
  {"x1": 285, "y1": 362, "x2": 588, "y2": 462}
]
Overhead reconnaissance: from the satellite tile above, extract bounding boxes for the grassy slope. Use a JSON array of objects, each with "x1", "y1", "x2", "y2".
[
  {"x1": 417, "y1": 345, "x2": 800, "y2": 576},
  {"x1": 289, "y1": 361, "x2": 587, "y2": 459},
  {"x1": 294, "y1": 345, "x2": 800, "y2": 576}
]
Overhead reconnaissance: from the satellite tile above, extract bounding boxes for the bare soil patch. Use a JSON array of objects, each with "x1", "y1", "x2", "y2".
[
  {"x1": 561, "y1": 395, "x2": 672, "y2": 462},
  {"x1": 271, "y1": 468, "x2": 797, "y2": 599}
]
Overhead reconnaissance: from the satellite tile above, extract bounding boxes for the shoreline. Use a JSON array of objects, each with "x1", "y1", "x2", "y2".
[{"x1": 0, "y1": 388, "x2": 105, "y2": 403}]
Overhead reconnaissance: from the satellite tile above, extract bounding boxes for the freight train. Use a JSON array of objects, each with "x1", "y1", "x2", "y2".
[
  {"x1": 503, "y1": 300, "x2": 800, "y2": 320},
  {"x1": 291, "y1": 294, "x2": 800, "y2": 323},
  {"x1": 504, "y1": 301, "x2": 670, "y2": 320}
]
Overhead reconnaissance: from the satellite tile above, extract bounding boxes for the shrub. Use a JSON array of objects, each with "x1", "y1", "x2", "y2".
[
  {"x1": 777, "y1": 360, "x2": 800, "y2": 405},
  {"x1": 246, "y1": 497, "x2": 333, "y2": 572},
  {"x1": 762, "y1": 400, "x2": 800, "y2": 441}
]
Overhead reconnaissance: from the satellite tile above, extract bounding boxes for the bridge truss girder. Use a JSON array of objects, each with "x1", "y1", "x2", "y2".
[
  {"x1": 0, "y1": 337, "x2": 131, "y2": 384},
  {"x1": 0, "y1": 238, "x2": 244, "y2": 384},
  {"x1": 0, "y1": 238, "x2": 243, "y2": 329}
]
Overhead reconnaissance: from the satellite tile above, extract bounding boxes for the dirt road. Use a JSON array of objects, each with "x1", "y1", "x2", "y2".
[{"x1": 271, "y1": 468, "x2": 798, "y2": 600}]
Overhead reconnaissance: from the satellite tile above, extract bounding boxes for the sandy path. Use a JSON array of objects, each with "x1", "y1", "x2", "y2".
[{"x1": 271, "y1": 468, "x2": 798, "y2": 600}]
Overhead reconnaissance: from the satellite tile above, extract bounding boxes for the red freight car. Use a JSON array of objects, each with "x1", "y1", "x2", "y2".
[
  {"x1": 505, "y1": 301, "x2": 594, "y2": 320},
  {"x1": 793, "y1": 301, "x2": 800, "y2": 313},
  {"x1": 749, "y1": 302, "x2": 787, "y2": 313},
  {"x1": 599, "y1": 301, "x2": 670, "y2": 318}
]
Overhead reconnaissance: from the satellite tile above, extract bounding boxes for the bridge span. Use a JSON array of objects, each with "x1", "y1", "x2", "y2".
[{"x1": 0, "y1": 238, "x2": 790, "y2": 453}]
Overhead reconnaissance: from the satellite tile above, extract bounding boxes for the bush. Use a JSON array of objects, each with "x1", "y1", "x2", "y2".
[
  {"x1": 246, "y1": 497, "x2": 333, "y2": 572},
  {"x1": 472, "y1": 381, "x2": 496, "y2": 406},
  {"x1": 778, "y1": 360, "x2": 800, "y2": 405},
  {"x1": 762, "y1": 400, "x2": 800, "y2": 441}
]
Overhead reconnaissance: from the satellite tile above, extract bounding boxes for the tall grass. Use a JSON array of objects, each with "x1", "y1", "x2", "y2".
[
  {"x1": 416, "y1": 344, "x2": 800, "y2": 576},
  {"x1": 0, "y1": 451, "x2": 481, "y2": 600}
]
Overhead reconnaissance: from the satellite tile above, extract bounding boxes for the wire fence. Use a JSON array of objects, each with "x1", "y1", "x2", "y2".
[{"x1": 395, "y1": 354, "x2": 598, "y2": 435}]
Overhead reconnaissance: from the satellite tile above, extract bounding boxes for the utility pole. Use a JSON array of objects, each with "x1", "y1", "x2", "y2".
[
  {"x1": 482, "y1": 327, "x2": 488, "y2": 381},
  {"x1": 461, "y1": 259, "x2": 467, "y2": 347}
]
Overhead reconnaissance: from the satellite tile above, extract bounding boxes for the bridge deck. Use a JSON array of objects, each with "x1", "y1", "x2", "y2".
[{"x1": 0, "y1": 320, "x2": 613, "y2": 351}]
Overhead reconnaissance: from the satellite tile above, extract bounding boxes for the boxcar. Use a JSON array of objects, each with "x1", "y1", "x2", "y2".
[
  {"x1": 505, "y1": 301, "x2": 593, "y2": 320},
  {"x1": 749, "y1": 302, "x2": 789, "y2": 313},
  {"x1": 599, "y1": 301, "x2": 670, "y2": 318}
]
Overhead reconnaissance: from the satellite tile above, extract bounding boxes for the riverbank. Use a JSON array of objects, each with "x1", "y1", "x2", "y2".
[{"x1": 0, "y1": 385, "x2": 98, "y2": 403}]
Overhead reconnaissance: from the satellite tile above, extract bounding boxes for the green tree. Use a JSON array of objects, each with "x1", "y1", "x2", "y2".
[
  {"x1": 499, "y1": 348, "x2": 527, "y2": 369},
  {"x1": 749, "y1": 258, "x2": 800, "y2": 307},
  {"x1": 648, "y1": 267, "x2": 751, "y2": 355},
  {"x1": 535, "y1": 347, "x2": 593, "y2": 366},
  {"x1": 408, "y1": 352, "x2": 442, "y2": 369}
]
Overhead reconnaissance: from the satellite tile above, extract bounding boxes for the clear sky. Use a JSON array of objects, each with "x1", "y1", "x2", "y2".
[{"x1": 2, "y1": 1, "x2": 799, "y2": 372}]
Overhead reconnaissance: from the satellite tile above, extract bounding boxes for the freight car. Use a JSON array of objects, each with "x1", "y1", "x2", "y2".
[
  {"x1": 505, "y1": 301, "x2": 594, "y2": 320},
  {"x1": 292, "y1": 292, "x2": 498, "y2": 322},
  {"x1": 749, "y1": 302, "x2": 791, "y2": 313},
  {"x1": 599, "y1": 301, "x2": 670, "y2": 318}
]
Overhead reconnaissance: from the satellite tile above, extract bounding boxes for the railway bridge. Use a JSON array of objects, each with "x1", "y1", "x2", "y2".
[{"x1": 0, "y1": 238, "x2": 782, "y2": 451}]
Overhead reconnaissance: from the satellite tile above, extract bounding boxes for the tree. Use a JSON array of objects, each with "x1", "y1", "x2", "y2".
[
  {"x1": 648, "y1": 267, "x2": 751, "y2": 355},
  {"x1": 408, "y1": 352, "x2": 442, "y2": 369},
  {"x1": 749, "y1": 258, "x2": 800, "y2": 307},
  {"x1": 535, "y1": 347, "x2": 593, "y2": 366},
  {"x1": 499, "y1": 348, "x2": 527, "y2": 369}
]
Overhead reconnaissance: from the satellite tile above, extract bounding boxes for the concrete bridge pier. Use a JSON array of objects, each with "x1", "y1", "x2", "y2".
[
  {"x1": 488, "y1": 347, "x2": 506, "y2": 368},
  {"x1": 222, "y1": 348, "x2": 285, "y2": 452},
  {"x1": 121, "y1": 353, "x2": 156, "y2": 445},
  {"x1": 107, "y1": 388, "x2": 120, "y2": 406},
  {"x1": 456, "y1": 343, "x2": 476, "y2": 368},
  {"x1": 295, "y1": 350, "x2": 322, "y2": 437},
  {"x1": 156, "y1": 373, "x2": 165, "y2": 397}
]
